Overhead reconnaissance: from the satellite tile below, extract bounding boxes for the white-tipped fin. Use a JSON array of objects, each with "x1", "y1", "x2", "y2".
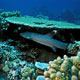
[{"x1": 46, "y1": 30, "x2": 57, "y2": 37}]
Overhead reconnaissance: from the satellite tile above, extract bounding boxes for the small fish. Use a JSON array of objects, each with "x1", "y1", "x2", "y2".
[{"x1": 20, "y1": 32, "x2": 68, "y2": 52}]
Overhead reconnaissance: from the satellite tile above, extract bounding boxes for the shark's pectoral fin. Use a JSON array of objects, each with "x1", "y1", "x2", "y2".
[{"x1": 52, "y1": 47, "x2": 57, "y2": 52}]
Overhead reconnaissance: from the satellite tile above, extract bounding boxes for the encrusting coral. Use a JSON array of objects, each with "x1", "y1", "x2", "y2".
[{"x1": 44, "y1": 51, "x2": 80, "y2": 80}]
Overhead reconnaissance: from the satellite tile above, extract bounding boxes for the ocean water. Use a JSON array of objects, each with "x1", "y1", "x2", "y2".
[
  {"x1": 0, "y1": 0, "x2": 80, "y2": 80},
  {"x1": 0, "y1": 0, "x2": 80, "y2": 21}
]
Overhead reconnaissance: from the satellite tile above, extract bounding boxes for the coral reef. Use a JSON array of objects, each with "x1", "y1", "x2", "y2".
[
  {"x1": 35, "y1": 62, "x2": 49, "y2": 76},
  {"x1": 0, "y1": 41, "x2": 35, "y2": 80},
  {"x1": 6, "y1": 16, "x2": 55, "y2": 33},
  {"x1": 0, "y1": 11, "x2": 20, "y2": 31},
  {"x1": 0, "y1": 71, "x2": 7, "y2": 80},
  {"x1": 6, "y1": 16, "x2": 80, "y2": 32},
  {"x1": 3, "y1": 59, "x2": 35, "y2": 80},
  {"x1": 68, "y1": 41, "x2": 80, "y2": 55},
  {"x1": 0, "y1": 11, "x2": 20, "y2": 18},
  {"x1": 1, "y1": 10, "x2": 80, "y2": 80},
  {"x1": 44, "y1": 52, "x2": 80, "y2": 80},
  {"x1": 35, "y1": 62, "x2": 49, "y2": 70},
  {"x1": 36, "y1": 75, "x2": 45, "y2": 80}
]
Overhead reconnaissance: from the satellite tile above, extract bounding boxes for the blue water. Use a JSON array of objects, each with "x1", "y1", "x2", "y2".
[{"x1": 0, "y1": 0, "x2": 80, "y2": 21}]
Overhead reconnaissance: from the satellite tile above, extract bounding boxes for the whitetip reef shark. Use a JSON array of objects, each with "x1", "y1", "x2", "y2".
[{"x1": 20, "y1": 31, "x2": 68, "y2": 52}]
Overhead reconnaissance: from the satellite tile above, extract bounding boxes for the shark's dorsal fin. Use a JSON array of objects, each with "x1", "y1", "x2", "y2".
[{"x1": 46, "y1": 30, "x2": 57, "y2": 37}]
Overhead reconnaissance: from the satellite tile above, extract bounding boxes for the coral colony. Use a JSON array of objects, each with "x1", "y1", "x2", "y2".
[{"x1": 0, "y1": 10, "x2": 80, "y2": 80}]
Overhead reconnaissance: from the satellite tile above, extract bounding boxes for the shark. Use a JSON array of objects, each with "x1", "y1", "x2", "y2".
[{"x1": 20, "y1": 31, "x2": 68, "y2": 52}]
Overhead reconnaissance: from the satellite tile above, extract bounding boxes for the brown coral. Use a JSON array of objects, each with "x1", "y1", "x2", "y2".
[{"x1": 44, "y1": 52, "x2": 80, "y2": 80}]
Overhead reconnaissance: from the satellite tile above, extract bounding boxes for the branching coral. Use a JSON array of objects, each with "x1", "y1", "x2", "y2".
[{"x1": 44, "y1": 52, "x2": 80, "y2": 80}]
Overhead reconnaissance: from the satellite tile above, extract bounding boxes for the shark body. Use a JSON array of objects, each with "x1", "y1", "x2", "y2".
[{"x1": 20, "y1": 32, "x2": 68, "y2": 52}]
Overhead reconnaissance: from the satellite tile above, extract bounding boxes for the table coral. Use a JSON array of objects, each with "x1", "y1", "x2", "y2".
[
  {"x1": 44, "y1": 52, "x2": 80, "y2": 80},
  {"x1": 6, "y1": 16, "x2": 80, "y2": 29}
]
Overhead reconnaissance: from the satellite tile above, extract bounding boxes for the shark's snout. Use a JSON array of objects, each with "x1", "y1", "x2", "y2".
[{"x1": 20, "y1": 32, "x2": 32, "y2": 40}]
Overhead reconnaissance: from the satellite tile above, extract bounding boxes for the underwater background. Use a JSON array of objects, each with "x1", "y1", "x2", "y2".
[
  {"x1": 0, "y1": 0, "x2": 80, "y2": 22},
  {"x1": 0, "y1": 0, "x2": 80, "y2": 80}
]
